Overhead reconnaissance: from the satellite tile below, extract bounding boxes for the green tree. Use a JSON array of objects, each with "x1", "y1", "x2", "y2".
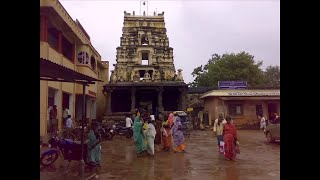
[
  {"x1": 263, "y1": 65, "x2": 280, "y2": 87},
  {"x1": 190, "y1": 51, "x2": 266, "y2": 87}
]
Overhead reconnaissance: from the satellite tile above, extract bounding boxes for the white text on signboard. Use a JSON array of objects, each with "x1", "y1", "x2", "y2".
[{"x1": 228, "y1": 92, "x2": 280, "y2": 96}]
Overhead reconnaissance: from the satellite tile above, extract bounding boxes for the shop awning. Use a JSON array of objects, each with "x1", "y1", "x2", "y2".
[
  {"x1": 40, "y1": 58, "x2": 102, "y2": 84},
  {"x1": 200, "y1": 89, "x2": 280, "y2": 99},
  {"x1": 220, "y1": 96, "x2": 280, "y2": 101}
]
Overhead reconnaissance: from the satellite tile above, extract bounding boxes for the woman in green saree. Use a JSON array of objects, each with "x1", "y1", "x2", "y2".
[
  {"x1": 133, "y1": 113, "x2": 147, "y2": 157},
  {"x1": 87, "y1": 122, "x2": 102, "y2": 167}
]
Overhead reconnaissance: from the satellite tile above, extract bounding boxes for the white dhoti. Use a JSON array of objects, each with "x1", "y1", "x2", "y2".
[
  {"x1": 146, "y1": 123, "x2": 157, "y2": 155},
  {"x1": 147, "y1": 136, "x2": 155, "y2": 155}
]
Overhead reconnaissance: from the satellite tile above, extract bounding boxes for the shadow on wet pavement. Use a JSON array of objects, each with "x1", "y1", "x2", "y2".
[{"x1": 40, "y1": 130, "x2": 280, "y2": 180}]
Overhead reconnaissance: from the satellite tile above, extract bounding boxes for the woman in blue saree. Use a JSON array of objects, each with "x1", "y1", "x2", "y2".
[{"x1": 171, "y1": 116, "x2": 186, "y2": 153}]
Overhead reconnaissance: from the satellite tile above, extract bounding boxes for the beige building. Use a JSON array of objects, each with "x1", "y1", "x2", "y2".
[
  {"x1": 200, "y1": 89, "x2": 280, "y2": 128},
  {"x1": 40, "y1": 0, "x2": 109, "y2": 136}
]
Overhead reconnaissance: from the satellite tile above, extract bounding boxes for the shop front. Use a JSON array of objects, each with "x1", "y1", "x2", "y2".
[{"x1": 201, "y1": 89, "x2": 280, "y2": 128}]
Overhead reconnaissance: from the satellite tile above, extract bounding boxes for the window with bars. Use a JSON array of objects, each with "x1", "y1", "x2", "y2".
[
  {"x1": 77, "y1": 52, "x2": 89, "y2": 64},
  {"x1": 229, "y1": 104, "x2": 243, "y2": 115}
]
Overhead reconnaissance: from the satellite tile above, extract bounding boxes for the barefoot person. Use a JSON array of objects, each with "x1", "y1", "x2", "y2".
[
  {"x1": 133, "y1": 111, "x2": 147, "y2": 157},
  {"x1": 258, "y1": 114, "x2": 266, "y2": 131},
  {"x1": 223, "y1": 116, "x2": 239, "y2": 161},
  {"x1": 154, "y1": 118, "x2": 162, "y2": 152},
  {"x1": 172, "y1": 116, "x2": 186, "y2": 153},
  {"x1": 161, "y1": 115, "x2": 172, "y2": 151},
  {"x1": 49, "y1": 105, "x2": 58, "y2": 133},
  {"x1": 146, "y1": 119, "x2": 157, "y2": 156},
  {"x1": 87, "y1": 122, "x2": 102, "y2": 167},
  {"x1": 213, "y1": 114, "x2": 227, "y2": 152}
]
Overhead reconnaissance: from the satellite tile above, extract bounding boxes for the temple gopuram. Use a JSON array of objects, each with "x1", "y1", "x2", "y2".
[{"x1": 103, "y1": 11, "x2": 188, "y2": 121}]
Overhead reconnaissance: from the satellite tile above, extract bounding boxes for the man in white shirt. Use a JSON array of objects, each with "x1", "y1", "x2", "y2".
[
  {"x1": 63, "y1": 107, "x2": 70, "y2": 127},
  {"x1": 213, "y1": 114, "x2": 227, "y2": 133},
  {"x1": 66, "y1": 115, "x2": 73, "y2": 128},
  {"x1": 65, "y1": 115, "x2": 76, "y2": 139},
  {"x1": 259, "y1": 114, "x2": 266, "y2": 130},
  {"x1": 213, "y1": 114, "x2": 227, "y2": 152},
  {"x1": 126, "y1": 115, "x2": 133, "y2": 128},
  {"x1": 150, "y1": 114, "x2": 155, "y2": 122}
]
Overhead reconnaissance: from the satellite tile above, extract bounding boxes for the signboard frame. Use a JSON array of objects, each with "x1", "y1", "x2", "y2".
[{"x1": 218, "y1": 81, "x2": 247, "y2": 90}]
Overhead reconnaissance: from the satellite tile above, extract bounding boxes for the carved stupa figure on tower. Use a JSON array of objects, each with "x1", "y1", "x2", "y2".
[
  {"x1": 143, "y1": 70, "x2": 151, "y2": 82},
  {"x1": 153, "y1": 69, "x2": 161, "y2": 82},
  {"x1": 176, "y1": 69, "x2": 184, "y2": 81}
]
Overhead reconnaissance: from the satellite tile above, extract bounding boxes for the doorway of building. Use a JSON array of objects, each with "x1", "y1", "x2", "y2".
[
  {"x1": 91, "y1": 100, "x2": 96, "y2": 122},
  {"x1": 203, "y1": 112, "x2": 209, "y2": 125},
  {"x1": 256, "y1": 104, "x2": 263, "y2": 116},
  {"x1": 48, "y1": 88, "x2": 59, "y2": 133},
  {"x1": 268, "y1": 103, "x2": 277, "y2": 120},
  {"x1": 62, "y1": 92, "x2": 70, "y2": 109}
]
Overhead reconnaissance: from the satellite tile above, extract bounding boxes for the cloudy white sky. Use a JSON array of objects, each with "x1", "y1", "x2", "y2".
[{"x1": 60, "y1": 0, "x2": 280, "y2": 84}]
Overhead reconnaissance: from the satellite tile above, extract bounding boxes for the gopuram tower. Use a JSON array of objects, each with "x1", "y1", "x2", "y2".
[{"x1": 103, "y1": 11, "x2": 187, "y2": 121}]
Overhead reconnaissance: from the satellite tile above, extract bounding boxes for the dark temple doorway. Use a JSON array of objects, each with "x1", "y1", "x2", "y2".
[
  {"x1": 163, "y1": 89, "x2": 180, "y2": 111},
  {"x1": 111, "y1": 90, "x2": 131, "y2": 112},
  {"x1": 136, "y1": 89, "x2": 158, "y2": 115}
]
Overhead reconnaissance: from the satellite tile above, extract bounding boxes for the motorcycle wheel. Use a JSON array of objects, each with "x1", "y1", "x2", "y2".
[
  {"x1": 40, "y1": 152, "x2": 59, "y2": 166},
  {"x1": 105, "y1": 132, "x2": 113, "y2": 140},
  {"x1": 126, "y1": 131, "x2": 132, "y2": 138}
]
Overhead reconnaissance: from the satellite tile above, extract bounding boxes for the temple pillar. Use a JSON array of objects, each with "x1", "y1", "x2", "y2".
[
  {"x1": 179, "y1": 87, "x2": 187, "y2": 111},
  {"x1": 131, "y1": 87, "x2": 136, "y2": 112},
  {"x1": 158, "y1": 86, "x2": 164, "y2": 112},
  {"x1": 107, "y1": 89, "x2": 113, "y2": 114},
  {"x1": 181, "y1": 88, "x2": 187, "y2": 111}
]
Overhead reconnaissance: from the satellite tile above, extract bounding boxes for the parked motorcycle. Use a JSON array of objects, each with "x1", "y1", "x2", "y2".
[
  {"x1": 112, "y1": 122, "x2": 133, "y2": 138},
  {"x1": 40, "y1": 136, "x2": 91, "y2": 167},
  {"x1": 100, "y1": 125, "x2": 114, "y2": 140}
]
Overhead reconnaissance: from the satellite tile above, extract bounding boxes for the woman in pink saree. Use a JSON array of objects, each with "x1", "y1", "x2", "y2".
[{"x1": 223, "y1": 116, "x2": 239, "y2": 160}]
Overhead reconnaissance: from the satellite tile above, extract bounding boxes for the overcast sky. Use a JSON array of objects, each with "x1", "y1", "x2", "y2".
[{"x1": 60, "y1": 0, "x2": 280, "y2": 84}]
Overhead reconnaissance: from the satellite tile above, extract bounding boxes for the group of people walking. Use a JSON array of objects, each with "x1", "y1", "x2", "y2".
[
  {"x1": 133, "y1": 111, "x2": 186, "y2": 157},
  {"x1": 213, "y1": 114, "x2": 239, "y2": 161}
]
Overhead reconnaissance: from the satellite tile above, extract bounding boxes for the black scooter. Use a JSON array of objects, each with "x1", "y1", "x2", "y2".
[
  {"x1": 101, "y1": 125, "x2": 114, "y2": 140},
  {"x1": 94, "y1": 122, "x2": 114, "y2": 141},
  {"x1": 112, "y1": 122, "x2": 133, "y2": 138}
]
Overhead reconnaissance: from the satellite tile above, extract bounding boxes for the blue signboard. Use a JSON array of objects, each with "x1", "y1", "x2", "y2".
[{"x1": 218, "y1": 81, "x2": 247, "y2": 90}]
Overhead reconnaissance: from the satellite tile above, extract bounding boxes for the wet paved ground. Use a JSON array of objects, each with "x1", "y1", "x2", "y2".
[{"x1": 40, "y1": 130, "x2": 280, "y2": 180}]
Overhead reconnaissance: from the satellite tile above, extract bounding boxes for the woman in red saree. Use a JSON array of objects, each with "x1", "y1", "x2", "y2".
[{"x1": 223, "y1": 116, "x2": 239, "y2": 160}]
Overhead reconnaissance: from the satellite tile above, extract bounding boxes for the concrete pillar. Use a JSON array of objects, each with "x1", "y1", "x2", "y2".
[
  {"x1": 262, "y1": 101, "x2": 268, "y2": 119},
  {"x1": 40, "y1": 15, "x2": 47, "y2": 42},
  {"x1": 71, "y1": 44, "x2": 75, "y2": 62},
  {"x1": 40, "y1": 80, "x2": 48, "y2": 136}
]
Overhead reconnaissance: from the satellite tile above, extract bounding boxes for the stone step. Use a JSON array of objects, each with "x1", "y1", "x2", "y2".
[{"x1": 102, "y1": 115, "x2": 126, "y2": 124}]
